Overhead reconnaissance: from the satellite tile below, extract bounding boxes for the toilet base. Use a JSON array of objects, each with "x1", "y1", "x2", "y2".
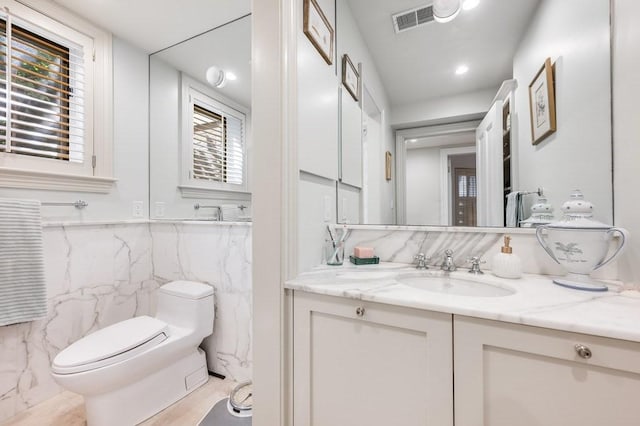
[{"x1": 84, "y1": 348, "x2": 208, "y2": 426}]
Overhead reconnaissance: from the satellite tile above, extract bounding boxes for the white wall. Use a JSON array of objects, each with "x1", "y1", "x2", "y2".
[
  {"x1": 405, "y1": 147, "x2": 442, "y2": 225},
  {"x1": 297, "y1": 0, "x2": 338, "y2": 180},
  {"x1": 149, "y1": 57, "x2": 252, "y2": 220},
  {"x1": 0, "y1": 37, "x2": 149, "y2": 222},
  {"x1": 613, "y1": 0, "x2": 640, "y2": 288},
  {"x1": 513, "y1": 0, "x2": 612, "y2": 225},
  {"x1": 391, "y1": 88, "x2": 496, "y2": 129},
  {"x1": 298, "y1": 173, "x2": 336, "y2": 272},
  {"x1": 337, "y1": 182, "x2": 360, "y2": 224}
]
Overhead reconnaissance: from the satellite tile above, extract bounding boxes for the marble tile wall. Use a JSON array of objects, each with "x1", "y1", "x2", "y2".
[
  {"x1": 0, "y1": 223, "x2": 156, "y2": 422},
  {"x1": 150, "y1": 222, "x2": 252, "y2": 382},
  {"x1": 338, "y1": 225, "x2": 618, "y2": 280},
  {"x1": 0, "y1": 221, "x2": 253, "y2": 423}
]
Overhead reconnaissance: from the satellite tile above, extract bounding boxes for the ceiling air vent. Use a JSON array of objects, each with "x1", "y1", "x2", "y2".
[{"x1": 392, "y1": 4, "x2": 434, "y2": 34}]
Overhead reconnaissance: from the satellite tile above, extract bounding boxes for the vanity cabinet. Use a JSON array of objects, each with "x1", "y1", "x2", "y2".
[
  {"x1": 292, "y1": 291, "x2": 453, "y2": 426},
  {"x1": 291, "y1": 291, "x2": 640, "y2": 426},
  {"x1": 454, "y1": 316, "x2": 640, "y2": 426}
]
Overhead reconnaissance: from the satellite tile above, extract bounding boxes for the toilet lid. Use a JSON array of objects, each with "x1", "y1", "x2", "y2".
[{"x1": 52, "y1": 316, "x2": 168, "y2": 374}]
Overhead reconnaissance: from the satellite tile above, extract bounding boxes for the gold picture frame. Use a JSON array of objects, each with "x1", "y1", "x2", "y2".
[
  {"x1": 303, "y1": 0, "x2": 334, "y2": 65},
  {"x1": 528, "y1": 58, "x2": 557, "y2": 145},
  {"x1": 385, "y1": 151, "x2": 392, "y2": 181},
  {"x1": 342, "y1": 54, "x2": 359, "y2": 101}
]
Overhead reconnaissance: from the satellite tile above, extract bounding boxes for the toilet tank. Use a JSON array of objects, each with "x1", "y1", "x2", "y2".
[{"x1": 156, "y1": 281, "x2": 214, "y2": 337}]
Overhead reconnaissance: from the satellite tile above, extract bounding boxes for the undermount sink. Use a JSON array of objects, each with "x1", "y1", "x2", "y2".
[{"x1": 396, "y1": 273, "x2": 515, "y2": 297}]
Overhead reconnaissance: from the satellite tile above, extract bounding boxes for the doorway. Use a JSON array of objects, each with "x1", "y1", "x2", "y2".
[{"x1": 450, "y1": 155, "x2": 477, "y2": 227}]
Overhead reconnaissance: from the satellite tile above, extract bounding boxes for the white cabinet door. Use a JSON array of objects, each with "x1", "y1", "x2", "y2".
[
  {"x1": 293, "y1": 292, "x2": 453, "y2": 426},
  {"x1": 454, "y1": 316, "x2": 640, "y2": 426}
]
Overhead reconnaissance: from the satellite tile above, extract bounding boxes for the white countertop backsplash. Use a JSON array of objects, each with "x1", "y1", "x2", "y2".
[{"x1": 286, "y1": 263, "x2": 640, "y2": 343}]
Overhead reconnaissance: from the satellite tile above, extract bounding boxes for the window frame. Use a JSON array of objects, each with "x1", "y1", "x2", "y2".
[
  {"x1": 179, "y1": 74, "x2": 249, "y2": 198},
  {"x1": 0, "y1": 0, "x2": 114, "y2": 193}
]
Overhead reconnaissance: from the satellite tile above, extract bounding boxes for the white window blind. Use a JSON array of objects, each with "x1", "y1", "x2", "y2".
[
  {"x1": 192, "y1": 101, "x2": 244, "y2": 186},
  {"x1": 0, "y1": 10, "x2": 85, "y2": 163}
]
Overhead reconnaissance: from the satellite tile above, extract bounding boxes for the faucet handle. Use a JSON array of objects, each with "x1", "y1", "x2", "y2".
[
  {"x1": 466, "y1": 256, "x2": 486, "y2": 274},
  {"x1": 414, "y1": 253, "x2": 430, "y2": 269},
  {"x1": 445, "y1": 249, "x2": 454, "y2": 257}
]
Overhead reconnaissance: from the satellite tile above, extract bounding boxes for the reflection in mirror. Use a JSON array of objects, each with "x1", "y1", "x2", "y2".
[
  {"x1": 149, "y1": 14, "x2": 252, "y2": 220},
  {"x1": 338, "y1": 0, "x2": 612, "y2": 228}
]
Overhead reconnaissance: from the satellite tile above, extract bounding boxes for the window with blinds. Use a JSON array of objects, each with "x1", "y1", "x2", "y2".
[
  {"x1": 191, "y1": 101, "x2": 245, "y2": 186},
  {"x1": 0, "y1": 12, "x2": 85, "y2": 163}
]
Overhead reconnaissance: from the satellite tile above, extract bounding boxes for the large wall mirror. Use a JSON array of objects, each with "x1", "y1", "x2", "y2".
[
  {"x1": 149, "y1": 13, "x2": 252, "y2": 220},
  {"x1": 337, "y1": 0, "x2": 612, "y2": 228}
]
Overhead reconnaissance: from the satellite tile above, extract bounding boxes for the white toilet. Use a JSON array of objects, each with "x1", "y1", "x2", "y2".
[{"x1": 51, "y1": 281, "x2": 214, "y2": 426}]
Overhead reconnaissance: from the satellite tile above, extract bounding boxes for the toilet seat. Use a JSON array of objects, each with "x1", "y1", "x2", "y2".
[{"x1": 52, "y1": 316, "x2": 169, "y2": 375}]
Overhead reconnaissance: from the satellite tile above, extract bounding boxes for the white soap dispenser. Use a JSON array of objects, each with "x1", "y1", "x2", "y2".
[{"x1": 492, "y1": 235, "x2": 523, "y2": 279}]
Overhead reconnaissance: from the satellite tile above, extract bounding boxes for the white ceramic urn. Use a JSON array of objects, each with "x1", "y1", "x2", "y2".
[{"x1": 535, "y1": 190, "x2": 628, "y2": 291}]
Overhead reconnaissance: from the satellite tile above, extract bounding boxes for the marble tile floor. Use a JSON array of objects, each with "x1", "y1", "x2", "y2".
[{"x1": 2, "y1": 377, "x2": 237, "y2": 426}]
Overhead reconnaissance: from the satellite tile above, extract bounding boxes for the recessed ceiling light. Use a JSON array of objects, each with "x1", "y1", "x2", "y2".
[
  {"x1": 462, "y1": 0, "x2": 480, "y2": 11},
  {"x1": 407, "y1": 139, "x2": 417, "y2": 143},
  {"x1": 226, "y1": 72, "x2": 237, "y2": 81},
  {"x1": 455, "y1": 65, "x2": 469, "y2": 75}
]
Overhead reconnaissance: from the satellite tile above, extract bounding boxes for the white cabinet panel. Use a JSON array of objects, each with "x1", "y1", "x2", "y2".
[
  {"x1": 293, "y1": 292, "x2": 453, "y2": 426},
  {"x1": 340, "y1": 88, "x2": 362, "y2": 188},
  {"x1": 454, "y1": 316, "x2": 640, "y2": 426},
  {"x1": 297, "y1": 0, "x2": 338, "y2": 180}
]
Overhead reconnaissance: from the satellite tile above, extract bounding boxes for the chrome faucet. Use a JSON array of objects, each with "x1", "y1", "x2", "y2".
[
  {"x1": 413, "y1": 253, "x2": 430, "y2": 269},
  {"x1": 467, "y1": 256, "x2": 486, "y2": 274},
  {"x1": 440, "y1": 249, "x2": 457, "y2": 272}
]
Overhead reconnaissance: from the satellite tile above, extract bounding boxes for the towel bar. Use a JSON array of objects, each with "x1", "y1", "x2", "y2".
[{"x1": 42, "y1": 200, "x2": 88, "y2": 209}]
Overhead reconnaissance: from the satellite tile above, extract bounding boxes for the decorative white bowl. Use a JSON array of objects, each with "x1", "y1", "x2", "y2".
[{"x1": 535, "y1": 190, "x2": 628, "y2": 291}]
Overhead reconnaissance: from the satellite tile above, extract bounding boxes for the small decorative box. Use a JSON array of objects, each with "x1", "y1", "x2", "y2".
[{"x1": 349, "y1": 255, "x2": 380, "y2": 265}]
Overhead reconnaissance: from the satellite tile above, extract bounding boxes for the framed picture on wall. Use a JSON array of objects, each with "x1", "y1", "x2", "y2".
[
  {"x1": 342, "y1": 54, "x2": 359, "y2": 101},
  {"x1": 385, "y1": 151, "x2": 392, "y2": 181},
  {"x1": 303, "y1": 0, "x2": 334, "y2": 65},
  {"x1": 528, "y1": 57, "x2": 557, "y2": 145}
]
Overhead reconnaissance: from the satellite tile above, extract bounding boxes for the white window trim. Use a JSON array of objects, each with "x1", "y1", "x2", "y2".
[
  {"x1": 0, "y1": 0, "x2": 115, "y2": 193},
  {"x1": 179, "y1": 73, "x2": 249, "y2": 198}
]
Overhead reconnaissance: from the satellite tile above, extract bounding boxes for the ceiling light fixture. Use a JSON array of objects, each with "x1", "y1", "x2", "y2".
[
  {"x1": 407, "y1": 139, "x2": 417, "y2": 143},
  {"x1": 462, "y1": 0, "x2": 480, "y2": 11},
  {"x1": 225, "y1": 71, "x2": 238, "y2": 81},
  {"x1": 206, "y1": 66, "x2": 227, "y2": 88},
  {"x1": 455, "y1": 65, "x2": 469, "y2": 75},
  {"x1": 433, "y1": 0, "x2": 461, "y2": 23}
]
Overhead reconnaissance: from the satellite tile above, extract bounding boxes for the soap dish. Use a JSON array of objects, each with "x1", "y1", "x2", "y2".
[{"x1": 349, "y1": 255, "x2": 380, "y2": 265}]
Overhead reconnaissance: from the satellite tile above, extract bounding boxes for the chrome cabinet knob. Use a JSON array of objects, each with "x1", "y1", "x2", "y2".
[
  {"x1": 574, "y1": 344, "x2": 592, "y2": 359},
  {"x1": 355, "y1": 306, "x2": 365, "y2": 317}
]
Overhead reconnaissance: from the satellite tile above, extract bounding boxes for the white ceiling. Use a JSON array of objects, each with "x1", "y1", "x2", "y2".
[
  {"x1": 50, "y1": 0, "x2": 251, "y2": 53},
  {"x1": 406, "y1": 131, "x2": 475, "y2": 150},
  {"x1": 155, "y1": 15, "x2": 252, "y2": 108},
  {"x1": 346, "y1": 0, "x2": 540, "y2": 106}
]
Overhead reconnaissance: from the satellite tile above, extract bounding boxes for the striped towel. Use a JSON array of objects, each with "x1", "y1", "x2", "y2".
[{"x1": 0, "y1": 199, "x2": 46, "y2": 326}]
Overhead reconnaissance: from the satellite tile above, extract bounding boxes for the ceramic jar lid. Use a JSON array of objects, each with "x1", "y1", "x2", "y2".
[{"x1": 548, "y1": 190, "x2": 610, "y2": 229}]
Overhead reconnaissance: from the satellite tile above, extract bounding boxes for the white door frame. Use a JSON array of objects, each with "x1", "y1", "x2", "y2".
[
  {"x1": 395, "y1": 121, "x2": 480, "y2": 224},
  {"x1": 439, "y1": 146, "x2": 477, "y2": 225}
]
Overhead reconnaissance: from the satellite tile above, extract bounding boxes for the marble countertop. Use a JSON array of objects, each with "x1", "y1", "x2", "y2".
[{"x1": 285, "y1": 263, "x2": 640, "y2": 342}]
